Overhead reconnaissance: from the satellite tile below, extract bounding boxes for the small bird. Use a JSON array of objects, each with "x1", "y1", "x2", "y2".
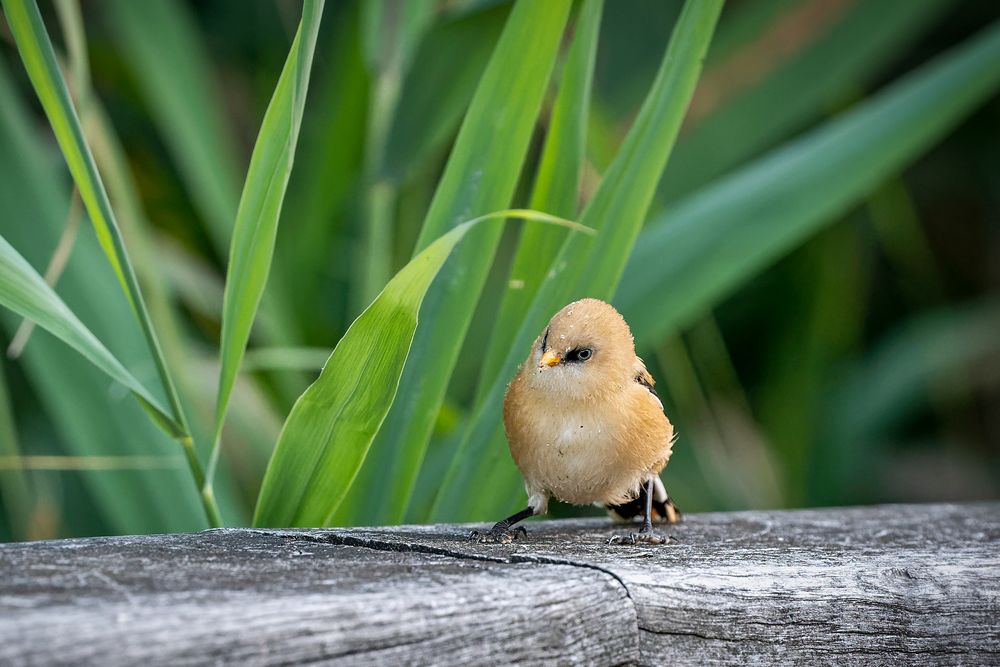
[{"x1": 472, "y1": 298, "x2": 680, "y2": 545}]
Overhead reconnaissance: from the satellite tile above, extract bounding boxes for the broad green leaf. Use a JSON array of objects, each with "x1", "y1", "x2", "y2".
[
  {"x1": 352, "y1": 0, "x2": 600, "y2": 526},
  {"x1": 430, "y1": 0, "x2": 725, "y2": 522},
  {"x1": 2, "y1": 0, "x2": 186, "y2": 433},
  {"x1": 212, "y1": 1, "x2": 325, "y2": 455},
  {"x1": 476, "y1": 0, "x2": 603, "y2": 400},
  {"x1": 333, "y1": 0, "x2": 572, "y2": 525},
  {"x1": 104, "y1": 0, "x2": 242, "y2": 251},
  {"x1": 663, "y1": 0, "x2": 950, "y2": 202},
  {"x1": 617, "y1": 19, "x2": 1000, "y2": 343},
  {"x1": 5, "y1": 190, "x2": 80, "y2": 359},
  {"x1": 353, "y1": 0, "x2": 600, "y2": 525},
  {"x1": 0, "y1": 234, "x2": 174, "y2": 431},
  {"x1": 0, "y1": 52, "x2": 204, "y2": 536},
  {"x1": 253, "y1": 210, "x2": 588, "y2": 527}
]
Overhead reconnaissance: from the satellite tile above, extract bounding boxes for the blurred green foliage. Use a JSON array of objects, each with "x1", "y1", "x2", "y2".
[{"x1": 0, "y1": 0, "x2": 998, "y2": 541}]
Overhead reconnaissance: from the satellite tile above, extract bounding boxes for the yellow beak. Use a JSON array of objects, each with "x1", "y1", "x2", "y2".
[{"x1": 540, "y1": 350, "x2": 562, "y2": 367}]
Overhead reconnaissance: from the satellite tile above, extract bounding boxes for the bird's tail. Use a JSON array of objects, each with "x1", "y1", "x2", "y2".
[{"x1": 606, "y1": 477, "x2": 682, "y2": 524}]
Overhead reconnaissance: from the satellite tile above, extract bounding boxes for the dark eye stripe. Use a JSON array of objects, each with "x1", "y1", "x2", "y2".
[
  {"x1": 541, "y1": 327, "x2": 550, "y2": 352},
  {"x1": 565, "y1": 347, "x2": 594, "y2": 362}
]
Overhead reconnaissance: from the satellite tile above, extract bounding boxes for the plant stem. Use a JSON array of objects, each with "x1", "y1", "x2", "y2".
[
  {"x1": 180, "y1": 436, "x2": 222, "y2": 528},
  {"x1": 25, "y1": 0, "x2": 215, "y2": 524}
]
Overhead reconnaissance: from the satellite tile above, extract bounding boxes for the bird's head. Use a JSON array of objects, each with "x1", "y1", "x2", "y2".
[{"x1": 528, "y1": 298, "x2": 637, "y2": 400}]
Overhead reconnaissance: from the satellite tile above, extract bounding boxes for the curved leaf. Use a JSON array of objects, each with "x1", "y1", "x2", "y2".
[
  {"x1": 347, "y1": 0, "x2": 601, "y2": 527},
  {"x1": 253, "y1": 210, "x2": 588, "y2": 527},
  {"x1": 334, "y1": 0, "x2": 572, "y2": 525},
  {"x1": 430, "y1": 0, "x2": 725, "y2": 522},
  {"x1": 0, "y1": 235, "x2": 173, "y2": 430},
  {"x1": 212, "y1": 1, "x2": 325, "y2": 455}
]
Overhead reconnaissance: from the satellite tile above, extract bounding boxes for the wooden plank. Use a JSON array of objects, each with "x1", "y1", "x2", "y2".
[
  {"x1": 297, "y1": 502, "x2": 1000, "y2": 664},
  {"x1": 0, "y1": 529, "x2": 636, "y2": 666},
  {"x1": 0, "y1": 503, "x2": 996, "y2": 665}
]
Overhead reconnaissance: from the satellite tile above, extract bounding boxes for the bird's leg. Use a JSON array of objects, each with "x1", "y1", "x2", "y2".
[
  {"x1": 608, "y1": 477, "x2": 668, "y2": 545},
  {"x1": 470, "y1": 506, "x2": 534, "y2": 544}
]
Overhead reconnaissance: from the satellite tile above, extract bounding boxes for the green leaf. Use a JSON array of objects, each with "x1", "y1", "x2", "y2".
[
  {"x1": 253, "y1": 210, "x2": 589, "y2": 527},
  {"x1": 348, "y1": 0, "x2": 598, "y2": 526},
  {"x1": 430, "y1": 0, "x2": 725, "y2": 522},
  {"x1": 212, "y1": 1, "x2": 325, "y2": 455},
  {"x1": 0, "y1": 234, "x2": 174, "y2": 431},
  {"x1": 617, "y1": 19, "x2": 1000, "y2": 343},
  {"x1": 663, "y1": 0, "x2": 950, "y2": 202},
  {"x1": 332, "y1": 0, "x2": 572, "y2": 525},
  {"x1": 477, "y1": 0, "x2": 603, "y2": 399},
  {"x1": 2, "y1": 0, "x2": 187, "y2": 435}
]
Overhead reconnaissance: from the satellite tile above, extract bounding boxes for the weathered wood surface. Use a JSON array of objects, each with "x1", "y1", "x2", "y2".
[{"x1": 0, "y1": 503, "x2": 997, "y2": 665}]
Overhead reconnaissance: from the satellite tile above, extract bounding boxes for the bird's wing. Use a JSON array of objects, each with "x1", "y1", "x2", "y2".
[{"x1": 633, "y1": 357, "x2": 662, "y2": 408}]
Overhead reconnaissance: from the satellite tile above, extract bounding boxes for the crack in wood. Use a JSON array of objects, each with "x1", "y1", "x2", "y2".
[
  {"x1": 254, "y1": 527, "x2": 644, "y2": 662},
  {"x1": 253, "y1": 527, "x2": 638, "y2": 603},
  {"x1": 1, "y1": 503, "x2": 996, "y2": 665}
]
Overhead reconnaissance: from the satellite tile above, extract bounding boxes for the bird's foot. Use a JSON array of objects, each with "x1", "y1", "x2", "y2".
[
  {"x1": 469, "y1": 525, "x2": 527, "y2": 544},
  {"x1": 607, "y1": 529, "x2": 669, "y2": 546}
]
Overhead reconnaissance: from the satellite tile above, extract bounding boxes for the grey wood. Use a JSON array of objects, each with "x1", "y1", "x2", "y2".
[
  {"x1": 0, "y1": 503, "x2": 997, "y2": 665},
  {"x1": 0, "y1": 529, "x2": 635, "y2": 666}
]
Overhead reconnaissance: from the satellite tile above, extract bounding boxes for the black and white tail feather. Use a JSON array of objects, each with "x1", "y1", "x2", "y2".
[{"x1": 606, "y1": 475, "x2": 682, "y2": 524}]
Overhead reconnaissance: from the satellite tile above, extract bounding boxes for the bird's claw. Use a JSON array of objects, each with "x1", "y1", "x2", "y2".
[
  {"x1": 469, "y1": 525, "x2": 527, "y2": 544},
  {"x1": 607, "y1": 530, "x2": 669, "y2": 546}
]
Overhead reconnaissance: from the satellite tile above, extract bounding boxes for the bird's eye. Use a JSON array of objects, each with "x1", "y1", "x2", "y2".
[{"x1": 577, "y1": 348, "x2": 593, "y2": 361}]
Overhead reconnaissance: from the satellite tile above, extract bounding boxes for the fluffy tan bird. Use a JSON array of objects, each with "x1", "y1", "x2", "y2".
[{"x1": 472, "y1": 298, "x2": 680, "y2": 545}]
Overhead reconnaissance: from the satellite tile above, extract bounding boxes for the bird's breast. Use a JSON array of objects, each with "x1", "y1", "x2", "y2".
[
  {"x1": 505, "y1": 398, "x2": 652, "y2": 506},
  {"x1": 504, "y1": 373, "x2": 674, "y2": 506}
]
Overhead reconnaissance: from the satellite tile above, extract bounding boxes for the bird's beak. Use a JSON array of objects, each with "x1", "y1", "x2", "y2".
[{"x1": 540, "y1": 350, "x2": 562, "y2": 367}]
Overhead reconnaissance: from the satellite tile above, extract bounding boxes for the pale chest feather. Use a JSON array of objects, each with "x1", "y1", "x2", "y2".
[{"x1": 504, "y1": 378, "x2": 673, "y2": 505}]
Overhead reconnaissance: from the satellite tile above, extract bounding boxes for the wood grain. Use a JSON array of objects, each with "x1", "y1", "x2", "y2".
[{"x1": 1, "y1": 503, "x2": 996, "y2": 665}]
